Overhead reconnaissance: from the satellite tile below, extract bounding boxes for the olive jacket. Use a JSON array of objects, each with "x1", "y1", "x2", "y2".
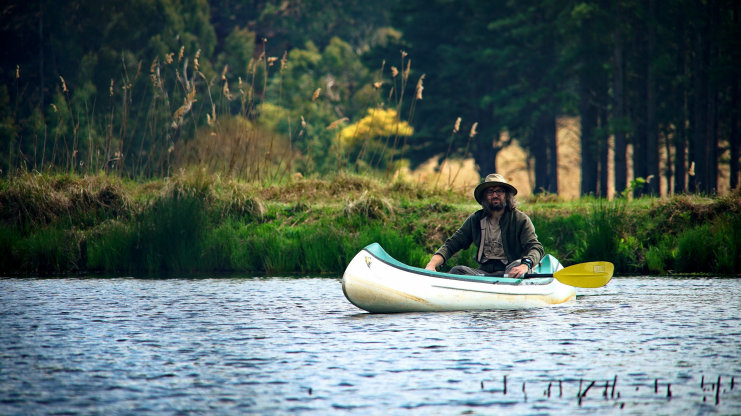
[{"x1": 434, "y1": 208, "x2": 544, "y2": 268}]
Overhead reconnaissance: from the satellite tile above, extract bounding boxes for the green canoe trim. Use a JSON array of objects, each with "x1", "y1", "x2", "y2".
[{"x1": 363, "y1": 242, "x2": 556, "y2": 286}]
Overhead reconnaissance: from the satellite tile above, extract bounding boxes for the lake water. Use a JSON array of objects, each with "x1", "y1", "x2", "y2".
[{"x1": 1, "y1": 276, "x2": 739, "y2": 415}]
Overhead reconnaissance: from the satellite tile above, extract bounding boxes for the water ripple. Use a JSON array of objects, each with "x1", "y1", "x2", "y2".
[{"x1": 0, "y1": 276, "x2": 739, "y2": 415}]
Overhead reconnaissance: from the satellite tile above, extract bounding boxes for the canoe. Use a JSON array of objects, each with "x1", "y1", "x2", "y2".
[{"x1": 342, "y1": 243, "x2": 576, "y2": 313}]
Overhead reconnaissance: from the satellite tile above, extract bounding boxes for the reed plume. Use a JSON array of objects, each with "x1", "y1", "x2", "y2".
[
  {"x1": 327, "y1": 118, "x2": 349, "y2": 130},
  {"x1": 172, "y1": 87, "x2": 197, "y2": 128},
  {"x1": 469, "y1": 122, "x2": 478, "y2": 138},
  {"x1": 298, "y1": 115, "x2": 306, "y2": 137},
  {"x1": 415, "y1": 74, "x2": 424, "y2": 100},
  {"x1": 222, "y1": 81, "x2": 233, "y2": 101},
  {"x1": 280, "y1": 51, "x2": 288, "y2": 72},
  {"x1": 149, "y1": 57, "x2": 159, "y2": 86},
  {"x1": 135, "y1": 61, "x2": 142, "y2": 80}
]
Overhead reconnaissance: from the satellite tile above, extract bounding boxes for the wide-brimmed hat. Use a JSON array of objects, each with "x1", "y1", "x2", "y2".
[{"x1": 474, "y1": 173, "x2": 518, "y2": 203}]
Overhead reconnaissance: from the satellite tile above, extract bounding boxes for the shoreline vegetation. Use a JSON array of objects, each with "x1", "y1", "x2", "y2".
[{"x1": 2, "y1": 170, "x2": 740, "y2": 277}]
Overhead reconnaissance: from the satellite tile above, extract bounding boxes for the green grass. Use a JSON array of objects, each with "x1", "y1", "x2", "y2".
[
  {"x1": 2, "y1": 171, "x2": 740, "y2": 276},
  {"x1": 87, "y1": 220, "x2": 133, "y2": 272},
  {"x1": 87, "y1": 188, "x2": 207, "y2": 274},
  {"x1": 672, "y1": 213, "x2": 740, "y2": 275},
  {"x1": 14, "y1": 227, "x2": 81, "y2": 273}
]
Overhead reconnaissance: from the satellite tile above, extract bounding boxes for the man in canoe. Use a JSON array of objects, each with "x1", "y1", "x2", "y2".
[{"x1": 425, "y1": 173, "x2": 543, "y2": 278}]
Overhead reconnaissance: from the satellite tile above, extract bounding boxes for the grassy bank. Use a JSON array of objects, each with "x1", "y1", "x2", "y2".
[{"x1": 2, "y1": 171, "x2": 739, "y2": 276}]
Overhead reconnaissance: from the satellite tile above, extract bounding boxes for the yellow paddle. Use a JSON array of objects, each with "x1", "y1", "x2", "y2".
[{"x1": 526, "y1": 261, "x2": 614, "y2": 288}]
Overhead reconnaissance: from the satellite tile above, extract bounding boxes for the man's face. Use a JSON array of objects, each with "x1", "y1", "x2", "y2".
[{"x1": 483, "y1": 186, "x2": 507, "y2": 212}]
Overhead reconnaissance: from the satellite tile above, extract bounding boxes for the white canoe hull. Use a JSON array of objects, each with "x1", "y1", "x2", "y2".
[{"x1": 342, "y1": 243, "x2": 576, "y2": 313}]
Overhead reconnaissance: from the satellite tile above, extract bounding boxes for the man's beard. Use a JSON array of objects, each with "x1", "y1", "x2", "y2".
[{"x1": 483, "y1": 199, "x2": 506, "y2": 214}]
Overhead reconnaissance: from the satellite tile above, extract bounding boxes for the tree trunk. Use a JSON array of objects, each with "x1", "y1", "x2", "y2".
[
  {"x1": 674, "y1": 21, "x2": 688, "y2": 194},
  {"x1": 533, "y1": 132, "x2": 547, "y2": 194},
  {"x1": 674, "y1": 113, "x2": 687, "y2": 193},
  {"x1": 646, "y1": 0, "x2": 659, "y2": 195},
  {"x1": 547, "y1": 115, "x2": 558, "y2": 194},
  {"x1": 533, "y1": 114, "x2": 556, "y2": 194},
  {"x1": 732, "y1": 2, "x2": 741, "y2": 190},
  {"x1": 473, "y1": 136, "x2": 499, "y2": 177},
  {"x1": 707, "y1": 79, "x2": 718, "y2": 194},
  {"x1": 580, "y1": 85, "x2": 598, "y2": 196},
  {"x1": 612, "y1": 8, "x2": 627, "y2": 196},
  {"x1": 664, "y1": 128, "x2": 673, "y2": 195},
  {"x1": 39, "y1": 2, "x2": 45, "y2": 111},
  {"x1": 732, "y1": 74, "x2": 740, "y2": 190},
  {"x1": 599, "y1": 107, "x2": 609, "y2": 197},
  {"x1": 706, "y1": 1, "x2": 719, "y2": 194},
  {"x1": 633, "y1": 49, "x2": 647, "y2": 198},
  {"x1": 691, "y1": 10, "x2": 707, "y2": 194},
  {"x1": 631, "y1": 12, "x2": 648, "y2": 198}
]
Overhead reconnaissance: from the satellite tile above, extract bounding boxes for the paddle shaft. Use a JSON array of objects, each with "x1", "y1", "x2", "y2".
[
  {"x1": 485, "y1": 272, "x2": 552, "y2": 278},
  {"x1": 469, "y1": 261, "x2": 613, "y2": 288}
]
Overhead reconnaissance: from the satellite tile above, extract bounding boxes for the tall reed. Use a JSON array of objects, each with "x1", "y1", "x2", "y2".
[{"x1": 573, "y1": 199, "x2": 626, "y2": 264}]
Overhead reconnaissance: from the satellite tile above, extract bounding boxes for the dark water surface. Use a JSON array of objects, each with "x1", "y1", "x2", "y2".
[{"x1": 1, "y1": 276, "x2": 739, "y2": 415}]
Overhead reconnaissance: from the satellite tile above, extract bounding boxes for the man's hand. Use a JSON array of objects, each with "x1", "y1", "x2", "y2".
[
  {"x1": 507, "y1": 264, "x2": 530, "y2": 278},
  {"x1": 425, "y1": 254, "x2": 444, "y2": 271}
]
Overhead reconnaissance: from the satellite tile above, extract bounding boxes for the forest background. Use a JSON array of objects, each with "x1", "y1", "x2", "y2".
[
  {"x1": 1, "y1": 0, "x2": 739, "y2": 197},
  {"x1": 1, "y1": 1, "x2": 740, "y2": 276}
]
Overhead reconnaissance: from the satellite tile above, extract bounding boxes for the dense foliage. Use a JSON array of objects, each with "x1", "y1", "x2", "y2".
[{"x1": 1, "y1": 0, "x2": 739, "y2": 195}]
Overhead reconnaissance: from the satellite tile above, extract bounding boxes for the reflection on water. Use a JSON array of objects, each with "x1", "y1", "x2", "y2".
[{"x1": 1, "y1": 277, "x2": 739, "y2": 415}]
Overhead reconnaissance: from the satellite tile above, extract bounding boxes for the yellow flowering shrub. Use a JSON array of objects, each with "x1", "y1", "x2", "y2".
[{"x1": 339, "y1": 108, "x2": 413, "y2": 146}]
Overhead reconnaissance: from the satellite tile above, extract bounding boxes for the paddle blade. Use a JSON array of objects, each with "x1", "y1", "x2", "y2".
[{"x1": 553, "y1": 261, "x2": 614, "y2": 288}]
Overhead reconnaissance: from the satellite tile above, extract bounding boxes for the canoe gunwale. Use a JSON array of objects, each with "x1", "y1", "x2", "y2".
[{"x1": 363, "y1": 243, "x2": 554, "y2": 286}]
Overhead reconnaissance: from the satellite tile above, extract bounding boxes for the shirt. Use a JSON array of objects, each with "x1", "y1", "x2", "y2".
[{"x1": 482, "y1": 216, "x2": 506, "y2": 262}]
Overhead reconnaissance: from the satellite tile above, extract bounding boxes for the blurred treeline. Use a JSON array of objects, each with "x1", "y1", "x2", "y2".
[{"x1": 1, "y1": 0, "x2": 739, "y2": 196}]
